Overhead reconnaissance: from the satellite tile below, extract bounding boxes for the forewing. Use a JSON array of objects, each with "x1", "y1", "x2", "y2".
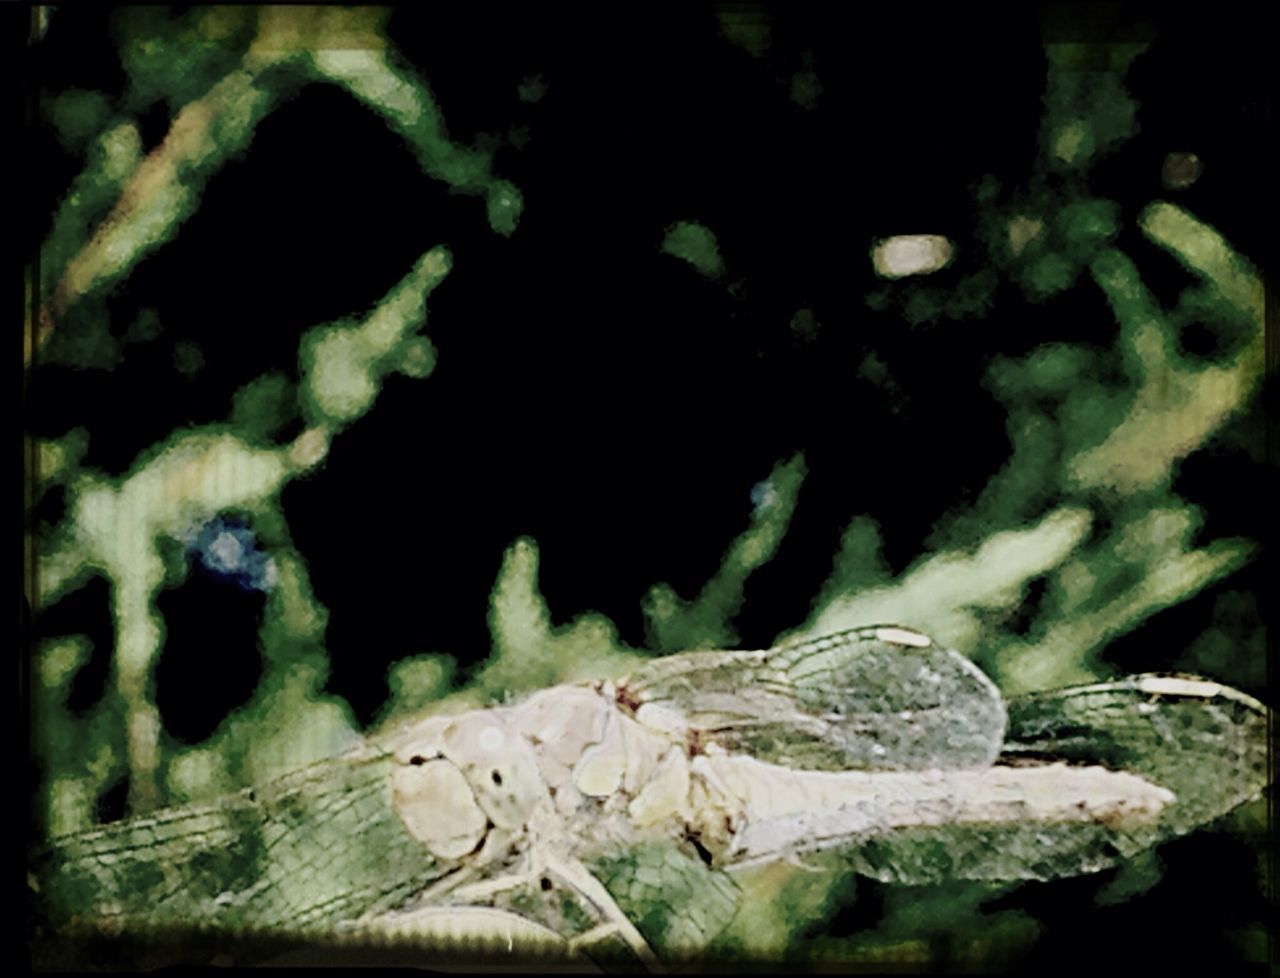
[
  {"x1": 624, "y1": 625, "x2": 1007, "y2": 771},
  {"x1": 32, "y1": 742, "x2": 451, "y2": 965}
]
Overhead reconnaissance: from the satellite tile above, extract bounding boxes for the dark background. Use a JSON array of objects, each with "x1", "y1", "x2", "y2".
[{"x1": 25, "y1": 5, "x2": 1273, "y2": 970}]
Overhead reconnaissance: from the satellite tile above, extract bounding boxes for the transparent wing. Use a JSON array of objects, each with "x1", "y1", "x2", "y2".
[
  {"x1": 1000, "y1": 673, "x2": 1270, "y2": 841},
  {"x1": 590, "y1": 840, "x2": 742, "y2": 965},
  {"x1": 622, "y1": 625, "x2": 1008, "y2": 771},
  {"x1": 726, "y1": 673, "x2": 1269, "y2": 886},
  {"x1": 31, "y1": 743, "x2": 453, "y2": 967}
]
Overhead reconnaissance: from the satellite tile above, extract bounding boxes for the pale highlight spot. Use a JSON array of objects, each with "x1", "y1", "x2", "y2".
[
  {"x1": 872, "y1": 235, "x2": 953, "y2": 278},
  {"x1": 1062, "y1": 675, "x2": 1266, "y2": 714},
  {"x1": 1134, "y1": 675, "x2": 1265, "y2": 711},
  {"x1": 478, "y1": 725, "x2": 506, "y2": 753},
  {"x1": 874, "y1": 626, "x2": 932, "y2": 648},
  {"x1": 1137, "y1": 676, "x2": 1222, "y2": 698}
]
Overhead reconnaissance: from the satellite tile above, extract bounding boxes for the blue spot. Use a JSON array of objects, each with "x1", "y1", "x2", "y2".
[
  {"x1": 750, "y1": 481, "x2": 778, "y2": 512},
  {"x1": 188, "y1": 517, "x2": 276, "y2": 592}
]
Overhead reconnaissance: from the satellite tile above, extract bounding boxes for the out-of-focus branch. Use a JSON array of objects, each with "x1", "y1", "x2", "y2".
[
  {"x1": 31, "y1": 6, "x2": 517, "y2": 367},
  {"x1": 48, "y1": 247, "x2": 449, "y2": 815},
  {"x1": 795, "y1": 507, "x2": 1093, "y2": 654},
  {"x1": 1069, "y1": 205, "x2": 1264, "y2": 494}
]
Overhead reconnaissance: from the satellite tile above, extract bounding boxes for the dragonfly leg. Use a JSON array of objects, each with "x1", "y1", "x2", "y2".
[
  {"x1": 543, "y1": 848, "x2": 664, "y2": 972},
  {"x1": 781, "y1": 850, "x2": 826, "y2": 873},
  {"x1": 449, "y1": 847, "x2": 547, "y2": 903}
]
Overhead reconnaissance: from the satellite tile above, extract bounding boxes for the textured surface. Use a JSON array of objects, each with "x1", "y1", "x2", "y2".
[
  {"x1": 32, "y1": 742, "x2": 450, "y2": 965},
  {"x1": 623, "y1": 625, "x2": 1008, "y2": 772},
  {"x1": 783, "y1": 675, "x2": 1270, "y2": 887},
  {"x1": 592, "y1": 840, "x2": 741, "y2": 962},
  {"x1": 1002, "y1": 676, "x2": 1269, "y2": 840},
  {"x1": 29, "y1": 656, "x2": 1270, "y2": 970}
]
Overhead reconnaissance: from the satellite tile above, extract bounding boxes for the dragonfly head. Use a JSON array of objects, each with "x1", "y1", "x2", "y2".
[{"x1": 391, "y1": 711, "x2": 549, "y2": 860}]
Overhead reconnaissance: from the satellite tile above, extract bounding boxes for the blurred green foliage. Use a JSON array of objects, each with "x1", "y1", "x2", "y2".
[{"x1": 27, "y1": 7, "x2": 1266, "y2": 970}]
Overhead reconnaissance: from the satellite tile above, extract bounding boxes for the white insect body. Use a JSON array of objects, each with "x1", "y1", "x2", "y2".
[
  {"x1": 386, "y1": 681, "x2": 704, "y2": 965},
  {"x1": 375, "y1": 624, "x2": 1214, "y2": 966},
  {"x1": 40, "y1": 624, "x2": 1267, "y2": 969}
]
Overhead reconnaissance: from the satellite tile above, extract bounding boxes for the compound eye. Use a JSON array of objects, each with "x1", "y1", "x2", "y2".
[
  {"x1": 438, "y1": 717, "x2": 544, "y2": 830},
  {"x1": 392, "y1": 757, "x2": 488, "y2": 859}
]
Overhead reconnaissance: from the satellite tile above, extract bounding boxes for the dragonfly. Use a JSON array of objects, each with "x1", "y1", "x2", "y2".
[{"x1": 29, "y1": 625, "x2": 1270, "y2": 970}]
